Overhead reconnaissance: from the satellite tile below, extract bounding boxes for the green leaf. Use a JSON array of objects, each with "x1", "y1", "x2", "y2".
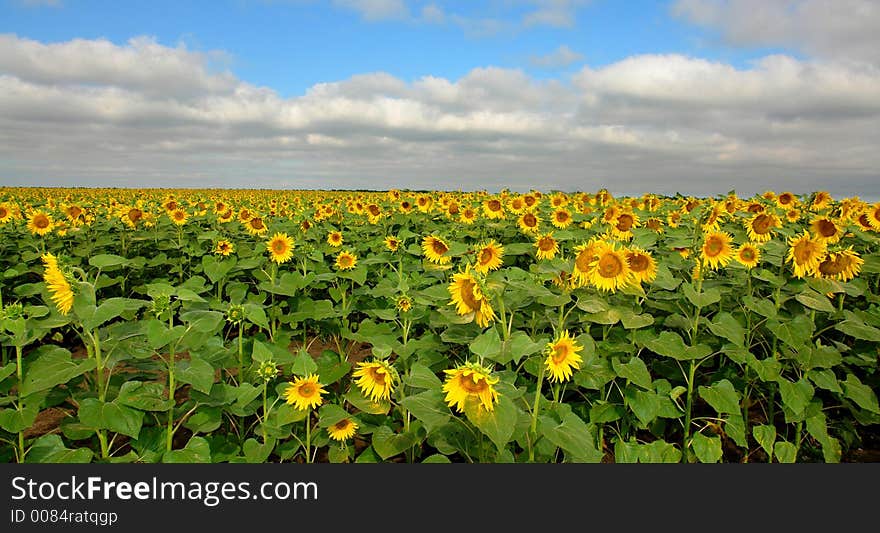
[
  {"x1": 25, "y1": 434, "x2": 93, "y2": 463},
  {"x1": 116, "y1": 381, "x2": 173, "y2": 412},
  {"x1": 624, "y1": 387, "x2": 661, "y2": 427},
  {"x1": 842, "y1": 374, "x2": 880, "y2": 413},
  {"x1": 370, "y1": 425, "x2": 418, "y2": 460},
  {"x1": 742, "y1": 295, "x2": 777, "y2": 318},
  {"x1": 806, "y1": 410, "x2": 841, "y2": 463},
  {"x1": 317, "y1": 404, "x2": 351, "y2": 428},
  {"x1": 88, "y1": 254, "x2": 128, "y2": 268},
  {"x1": 421, "y1": 454, "x2": 452, "y2": 463},
  {"x1": 766, "y1": 315, "x2": 814, "y2": 351},
  {"x1": 469, "y1": 327, "x2": 501, "y2": 360},
  {"x1": 183, "y1": 407, "x2": 223, "y2": 433},
  {"x1": 612, "y1": 357, "x2": 653, "y2": 390},
  {"x1": 175, "y1": 288, "x2": 206, "y2": 303},
  {"x1": 500, "y1": 330, "x2": 544, "y2": 365},
  {"x1": 807, "y1": 369, "x2": 841, "y2": 393},
  {"x1": 589, "y1": 402, "x2": 625, "y2": 424},
  {"x1": 724, "y1": 413, "x2": 747, "y2": 448},
  {"x1": 465, "y1": 394, "x2": 518, "y2": 450},
  {"x1": 78, "y1": 398, "x2": 144, "y2": 439},
  {"x1": 752, "y1": 425, "x2": 776, "y2": 460},
  {"x1": 290, "y1": 349, "x2": 318, "y2": 377},
  {"x1": 20, "y1": 345, "x2": 96, "y2": 397},
  {"x1": 243, "y1": 437, "x2": 276, "y2": 463},
  {"x1": 244, "y1": 304, "x2": 270, "y2": 331},
  {"x1": 835, "y1": 320, "x2": 880, "y2": 342},
  {"x1": 777, "y1": 378, "x2": 814, "y2": 418},
  {"x1": 0, "y1": 362, "x2": 15, "y2": 382},
  {"x1": 179, "y1": 310, "x2": 224, "y2": 333},
  {"x1": 682, "y1": 282, "x2": 721, "y2": 308},
  {"x1": 400, "y1": 389, "x2": 451, "y2": 433},
  {"x1": 403, "y1": 362, "x2": 442, "y2": 390},
  {"x1": 82, "y1": 298, "x2": 143, "y2": 331},
  {"x1": 540, "y1": 412, "x2": 603, "y2": 463},
  {"x1": 175, "y1": 357, "x2": 216, "y2": 395},
  {"x1": 691, "y1": 432, "x2": 723, "y2": 463},
  {"x1": 0, "y1": 404, "x2": 40, "y2": 433},
  {"x1": 639, "y1": 439, "x2": 681, "y2": 463},
  {"x1": 645, "y1": 331, "x2": 712, "y2": 360},
  {"x1": 774, "y1": 441, "x2": 798, "y2": 463},
  {"x1": 163, "y1": 436, "x2": 212, "y2": 463},
  {"x1": 795, "y1": 290, "x2": 836, "y2": 313},
  {"x1": 698, "y1": 379, "x2": 740, "y2": 414},
  {"x1": 706, "y1": 312, "x2": 745, "y2": 347}
]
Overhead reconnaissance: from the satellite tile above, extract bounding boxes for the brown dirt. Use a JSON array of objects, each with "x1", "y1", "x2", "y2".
[{"x1": 22, "y1": 406, "x2": 74, "y2": 439}]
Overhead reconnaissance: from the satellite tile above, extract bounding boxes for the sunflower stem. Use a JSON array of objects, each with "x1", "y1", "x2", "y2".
[
  {"x1": 262, "y1": 380, "x2": 268, "y2": 443},
  {"x1": 529, "y1": 362, "x2": 546, "y2": 462},
  {"x1": 304, "y1": 412, "x2": 312, "y2": 464},
  {"x1": 682, "y1": 360, "x2": 697, "y2": 463},
  {"x1": 15, "y1": 344, "x2": 25, "y2": 463}
]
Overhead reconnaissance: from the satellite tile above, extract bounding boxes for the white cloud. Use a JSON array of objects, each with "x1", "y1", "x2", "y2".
[
  {"x1": 529, "y1": 45, "x2": 584, "y2": 68},
  {"x1": 522, "y1": 0, "x2": 591, "y2": 28},
  {"x1": 672, "y1": 0, "x2": 880, "y2": 65},
  {"x1": 1, "y1": 34, "x2": 878, "y2": 198},
  {"x1": 332, "y1": 0, "x2": 409, "y2": 21}
]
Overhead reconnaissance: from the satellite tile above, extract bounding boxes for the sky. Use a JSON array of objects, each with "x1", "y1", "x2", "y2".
[{"x1": 0, "y1": 0, "x2": 878, "y2": 199}]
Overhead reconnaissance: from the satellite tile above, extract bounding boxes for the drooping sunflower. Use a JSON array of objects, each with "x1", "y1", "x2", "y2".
[
  {"x1": 266, "y1": 232, "x2": 295, "y2": 264},
  {"x1": 283, "y1": 374, "x2": 327, "y2": 411},
  {"x1": 810, "y1": 191, "x2": 833, "y2": 211},
  {"x1": 544, "y1": 330, "x2": 583, "y2": 383},
  {"x1": 735, "y1": 243, "x2": 761, "y2": 269},
  {"x1": 245, "y1": 216, "x2": 269, "y2": 236},
  {"x1": 327, "y1": 231, "x2": 343, "y2": 247},
  {"x1": 534, "y1": 233, "x2": 559, "y2": 261},
  {"x1": 589, "y1": 243, "x2": 634, "y2": 293},
  {"x1": 327, "y1": 417, "x2": 358, "y2": 442},
  {"x1": 352, "y1": 360, "x2": 398, "y2": 403},
  {"x1": 448, "y1": 265, "x2": 496, "y2": 328},
  {"x1": 28, "y1": 210, "x2": 54, "y2": 236},
  {"x1": 442, "y1": 361, "x2": 500, "y2": 414},
  {"x1": 625, "y1": 247, "x2": 657, "y2": 285},
  {"x1": 422, "y1": 235, "x2": 452, "y2": 265},
  {"x1": 700, "y1": 231, "x2": 733, "y2": 270},
  {"x1": 335, "y1": 250, "x2": 358, "y2": 271},
  {"x1": 816, "y1": 248, "x2": 863, "y2": 282},
  {"x1": 473, "y1": 240, "x2": 504, "y2": 274},
  {"x1": 787, "y1": 231, "x2": 826, "y2": 279},
  {"x1": 384, "y1": 235, "x2": 401, "y2": 252},
  {"x1": 41, "y1": 253, "x2": 74, "y2": 315},
  {"x1": 517, "y1": 211, "x2": 541, "y2": 234},
  {"x1": 745, "y1": 213, "x2": 780, "y2": 243},
  {"x1": 810, "y1": 216, "x2": 843, "y2": 244},
  {"x1": 551, "y1": 208, "x2": 573, "y2": 229},
  {"x1": 215, "y1": 239, "x2": 234, "y2": 256},
  {"x1": 169, "y1": 208, "x2": 189, "y2": 226},
  {"x1": 571, "y1": 239, "x2": 606, "y2": 287}
]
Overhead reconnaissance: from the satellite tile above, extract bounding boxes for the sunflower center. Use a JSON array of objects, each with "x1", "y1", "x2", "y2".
[
  {"x1": 512, "y1": 199, "x2": 523, "y2": 210},
  {"x1": 538, "y1": 237, "x2": 556, "y2": 252},
  {"x1": 431, "y1": 239, "x2": 448, "y2": 255},
  {"x1": 551, "y1": 344, "x2": 571, "y2": 364},
  {"x1": 816, "y1": 219, "x2": 837, "y2": 237},
  {"x1": 299, "y1": 383, "x2": 315, "y2": 397},
  {"x1": 272, "y1": 240, "x2": 287, "y2": 253},
  {"x1": 523, "y1": 213, "x2": 537, "y2": 227},
  {"x1": 0, "y1": 207, "x2": 7, "y2": 218},
  {"x1": 858, "y1": 214, "x2": 870, "y2": 227},
  {"x1": 167, "y1": 201, "x2": 178, "y2": 211},
  {"x1": 459, "y1": 278, "x2": 481, "y2": 310},
  {"x1": 368, "y1": 204, "x2": 380, "y2": 216},
  {"x1": 34, "y1": 214, "x2": 50, "y2": 228},
  {"x1": 794, "y1": 239, "x2": 819, "y2": 263},
  {"x1": 616, "y1": 214, "x2": 634, "y2": 231},
  {"x1": 574, "y1": 248, "x2": 595, "y2": 272},
  {"x1": 524, "y1": 196, "x2": 536, "y2": 207},
  {"x1": 818, "y1": 255, "x2": 847, "y2": 275},
  {"x1": 128, "y1": 208, "x2": 143, "y2": 222},
  {"x1": 488, "y1": 200, "x2": 502, "y2": 212},
  {"x1": 250, "y1": 218, "x2": 264, "y2": 229},
  {"x1": 747, "y1": 203, "x2": 764, "y2": 213},
  {"x1": 598, "y1": 252, "x2": 623, "y2": 278},
  {"x1": 740, "y1": 248, "x2": 756, "y2": 261},
  {"x1": 458, "y1": 374, "x2": 489, "y2": 394},
  {"x1": 779, "y1": 194, "x2": 793, "y2": 205},
  {"x1": 705, "y1": 236, "x2": 724, "y2": 257},
  {"x1": 339, "y1": 255, "x2": 353, "y2": 268},
  {"x1": 367, "y1": 367, "x2": 387, "y2": 385},
  {"x1": 173, "y1": 211, "x2": 185, "y2": 221},
  {"x1": 479, "y1": 248, "x2": 494, "y2": 265},
  {"x1": 333, "y1": 419, "x2": 351, "y2": 431},
  {"x1": 555, "y1": 211, "x2": 570, "y2": 223},
  {"x1": 68, "y1": 206, "x2": 82, "y2": 218},
  {"x1": 628, "y1": 253, "x2": 649, "y2": 272},
  {"x1": 752, "y1": 214, "x2": 773, "y2": 234}
]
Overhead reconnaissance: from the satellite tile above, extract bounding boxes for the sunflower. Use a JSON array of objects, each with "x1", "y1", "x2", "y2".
[
  {"x1": 422, "y1": 235, "x2": 452, "y2": 265},
  {"x1": 626, "y1": 247, "x2": 657, "y2": 285},
  {"x1": 0, "y1": 202, "x2": 14, "y2": 224},
  {"x1": 266, "y1": 232, "x2": 295, "y2": 264},
  {"x1": 217, "y1": 208, "x2": 235, "y2": 223},
  {"x1": 551, "y1": 208, "x2": 573, "y2": 229},
  {"x1": 645, "y1": 217, "x2": 663, "y2": 233},
  {"x1": 473, "y1": 240, "x2": 504, "y2": 274},
  {"x1": 507, "y1": 196, "x2": 526, "y2": 214},
  {"x1": 534, "y1": 233, "x2": 559, "y2": 261},
  {"x1": 589, "y1": 243, "x2": 634, "y2": 292},
  {"x1": 810, "y1": 191, "x2": 833, "y2": 211},
  {"x1": 517, "y1": 211, "x2": 541, "y2": 234},
  {"x1": 459, "y1": 207, "x2": 478, "y2": 225},
  {"x1": 854, "y1": 210, "x2": 874, "y2": 232},
  {"x1": 442, "y1": 361, "x2": 500, "y2": 414},
  {"x1": 335, "y1": 250, "x2": 358, "y2": 271},
  {"x1": 610, "y1": 211, "x2": 639, "y2": 240},
  {"x1": 328, "y1": 417, "x2": 358, "y2": 442},
  {"x1": 810, "y1": 216, "x2": 843, "y2": 244},
  {"x1": 398, "y1": 199, "x2": 414, "y2": 214},
  {"x1": 745, "y1": 213, "x2": 780, "y2": 243},
  {"x1": 816, "y1": 248, "x2": 863, "y2": 282},
  {"x1": 327, "y1": 231, "x2": 343, "y2": 247},
  {"x1": 785, "y1": 209, "x2": 801, "y2": 223},
  {"x1": 245, "y1": 216, "x2": 268, "y2": 236},
  {"x1": 416, "y1": 194, "x2": 434, "y2": 213},
  {"x1": 569, "y1": 239, "x2": 604, "y2": 287},
  {"x1": 775, "y1": 192, "x2": 797, "y2": 210},
  {"x1": 41, "y1": 253, "x2": 74, "y2": 315},
  {"x1": 283, "y1": 374, "x2": 327, "y2": 411},
  {"x1": 787, "y1": 231, "x2": 826, "y2": 279},
  {"x1": 215, "y1": 239, "x2": 234, "y2": 256},
  {"x1": 448, "y1": 265, "x2": 496, "y2": 328},
  {"x1": 864, "y1": 203, "x2": 880, "y2": 231},
  {"x1": 667, "y1": 211, "x2": 682, "y2": 228},
  {"x1": 701, "y1": 205, "x2": 724, "y2": 233},
  {"x1": 169, "y1": 208, "x2": 188, "y2": 226},
  {"x1": 382, "y1": 235, "x2": 400, "y2": 253},
  {"x1": 396, "y1": 295, "x2": 413, "y2": 313},
  {"x1": 735, "y1": 243, "x2": 761, "y2": 269},
  {"x1": 27, "y1": 210, "x2": 54, "y2": 236},
  {"x1": 544, "y1": 330, "x2": 583, "y2": 383},
  {"x1": 700, "y1": 231, "x2": 733, "y2": 270},
  {"x1": 482, "y1": 198, "x2": 505, "y2": 220},
  {"x1": 352, "y1": 360, "x2": 398, "y2": 403},
  {"x1": 122, "y1": 207, "x2": 144, "y2": 228}
]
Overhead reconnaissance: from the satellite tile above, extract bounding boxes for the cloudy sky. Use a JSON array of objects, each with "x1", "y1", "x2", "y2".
[{"x1": 1, "y1": 0, "x2": 878, "y2": 199}]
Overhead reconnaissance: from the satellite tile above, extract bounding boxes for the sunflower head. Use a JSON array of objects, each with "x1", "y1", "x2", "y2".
[
  {"x1": 384, "y1": 235, "x2": 401, "y2": 252},
  {"x1": 352, "y1": 360, "x2": 399, "y2": 403},
  {"x1": 283, "y1": 374, "x2": 327, "y2": 411},
  {"x1": 626, "y1": 247, "x2": 657, "y2": 285},
  {"x1": 544, "y1": 330, "x2": 584, "y2": 383},
  {"x1": 534, "y1": 233, "x2": 559, "y2": 261},
  {"x1": 700, "y1": 231, "x2": 733, "y2": 270},
  {"x1": 328, "y1": 417, "x2": 358, "y2": 442},
  {"x1": 215, "y1": 239, "x2": 235, "y2": 256},
  {"x1": 327, "y1": 231, "x2": 343, "y2": 247},
  {"x1": 335, "y1": 250, "x2": 358, "y2": 271},
  {"x1": 810, "y1": 216, "x2": 843, "y2": 243},
  {"x1": 266, "y1": 232, "x2": 295, "y2": 264},
  {"x1": 735, "y1": 243, "x2": 761, "y2": 269},
  {"x1": 589, "y1": 243, "x2": 634, "y2": 292},
  {"x1": 816, "y1": 248, "x2": 863, "y2": 282},
  {"x1": 28, "y1": 210, "x2": 54, "y2": 236},
  {"x1": 442, "y1": 361, "x2": 500, "y2": 414},
  {"x1": 422, "y1": 235, "x2": 452, "y2": 265},
  {"x1": 473, "y1": 240, "x2": 504, "y2": 274},
  {"x1": 41, "y1": 252, "x2": 75, "y2": 315},
  {"x1": 448, "y1": 265, "x2": 497, "y2": 328},
  {"x1": 787, "y1": 231, "x2": 827, "y2": 279}
]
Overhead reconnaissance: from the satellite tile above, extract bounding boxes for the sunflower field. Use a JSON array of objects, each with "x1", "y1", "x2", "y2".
[{"x1": 0, "y1": 187, "x2": 878, "y2": 464}]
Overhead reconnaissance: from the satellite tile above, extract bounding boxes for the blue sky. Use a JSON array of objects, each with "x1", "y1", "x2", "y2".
[{"x1": 0, "y1": 0, "x2": 878, "y2": 198}]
